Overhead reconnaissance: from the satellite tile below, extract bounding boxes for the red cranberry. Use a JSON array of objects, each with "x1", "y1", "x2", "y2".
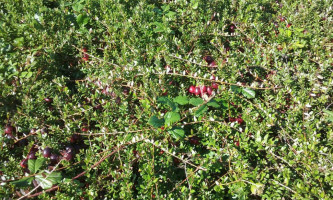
[
  {"x1": 70, "y1": 134, "x2": 80, "y2": 143},
  {"x1": 229, "y1": 24, "x2": 236, "y2": 33},
  {"x1": 210, "y1": 75, "x2": 216, "y2": 81},
  {"x1": 50, "y1": 154, "x2": 59, "y2": 165},
  {"x1": 43, "y1": 147, "x2": 51, "y2": 158},
  {"x1": 63, "y1": 151, "x2": 74, "y2": 161},
  {"x1": 194, "y1": 87, "x2": 201, "y2": 96},
  {"x1": 20, "y1": 159, "x2": 28, "y2": 168},
  {"x1": 286, "y1": 23, "x2": 292, "y2": 28},
  {"x1": 81, "y1": 125, "x2": 89, "y2": 132},
  {"x1": 188, "y1": 86, "x2": 195, "y2": 94},
  {"x1": 229, "y1": 117, "x2": 237, "y2": 122},
  {"x1": 189, "y1": 136, "x2": 200, "y2": 145},
  {"x1": 44, "y1": 97, "x2": 53, "y2": 103},
  {"x1": 212, "y1": 82, "x2": 218, "y2": 89},
  {"x1": 27, "y1": 153, "x2": 37, "y2": 160},
  {"x1": 209, "y1": 61, "x2": 217, "y2": 67},
  {"x1": 83, "y1": 54, "x2": 89, "y2": 61},
  {"x1": 234, "y1": 140, "x2": 240, "y2": 147},
  {"x1": 203, "y1": 56, "x2": 214, "y2": 64},
  {"x1": 236, "y1": 118, "x2": 244, "y2": 124},
  {"x1": 206, "y1": 87, "x2": 213, "y2": 96},
  {"x1": 4, "y1": 125, "x2": 14, "y2": 134},
  {"x1": 82, "y1": 47, "x2": 88, "y2": 52}
]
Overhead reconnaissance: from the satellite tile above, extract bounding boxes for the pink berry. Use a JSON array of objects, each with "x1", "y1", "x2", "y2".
[
  {"x1": 212, "y1": 82, "x2": 218, "y2": 89},
  {"x1": 81, "y1": 127, "x2": 88, "y2": 132},
  {"x1": 27, "y1": 153, "x2": 37, "y2": 160},
  {"x1": 188, "y1": 86, "x2": 195, "y2": 94},
  {"x1": 206, "y1": 87, "x2": 213, "y2": 96},
  {"x1": 194, "y1": 87, "x2": 201, "y2": 96},
  {"x1": 44, "y1": 97, "x2": 53, "y2": 103},
  {"x1": 229, "y1": 117, "x2": 237, "y2": 122},
  {"x1": 236, "y1": 117, "x2": 244, "y2": 124},
  {"x1": 234, "y1": 140, "x2": 240, "y2": 147},
  {"x1": 229, "y1": 24, "x2": 236, "y2": 33},
  {"x1": 210, "y1": 75, "x2": 216, "y2": 81},
  {"x1": 83, "y1": 54, "x2": 89, "y2": 61},
  {"x1": 5, "y1": 125, "x2": 14, "y2": 134},
  {"x1": 20, "y1": 159, "x2": 28, "y2": 168}
]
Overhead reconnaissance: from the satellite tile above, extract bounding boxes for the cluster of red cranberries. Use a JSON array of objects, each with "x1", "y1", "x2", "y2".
[
  {"x1": 4, "y1": 124, "x2": 82, "y2": 170},
  {"x1": 188, "y1": 75, "x2": 219, "y2": 96},
  {"x1": 82, "y1": 47, "x2": 89, "y2": 61}
]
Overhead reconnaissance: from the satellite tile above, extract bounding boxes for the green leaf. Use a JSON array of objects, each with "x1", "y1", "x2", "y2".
[
  {"x1": 230, "y1": 85, "x2": 241, "y2": 93},
  {"x1": 34, "y1": 172, "x2": 62, "y2": 189},
  {"x1": 242, "y1": 88, "x2": 256, "y2": 99},
  {"x1": 153, "y1": 22, "x2": 165, "y2": 33},
  {"x1": 157, "y1": 97, "x2": 178, "y2": 111},
  {"x1": 165, "y1": 11, "x2": 176, "y2": 18},
  {"x1": 46, "y1": 172, "x2": 62, "y2": 184},
  {"x1": 168, "y1": 127, "x2": 185, "y2": 139},
  {"x1": 164, "y1": 112, "x2": 181, "y2": 126},
  {"x1": 77, "y1": 14, "x2": 89, "y2": 26},
  {"x1": 28, "y1": 158, "x2": 46, "y2": 174},
  {"x1": 174, "y1": 96, "x2": 188, "y2": 105},
  {"x1": 13, "y1": 37, "x2": 24, "y2": 47},
  {"x1": 207, "y1": 99, "x2": 220, "y2": 108},
  {"x1": 148, "y1": 115, "x2": 165, "y2": 128},
  {"x1": 35, "y1": 174, "x2": 53, "y2": 189},
  {"x1": 250, "y1": 183, "x2": 264, "y2": 196},
  {"x1": 11, "y1": 177, "x2": 34, "y2": 187},
  {"x1": 72, "y1": 2, "x2": 84, "y2": 12},
  {"x1": 192, "y1": 2, "x2": 199, "y2": 9},
  {"x1": 189, "y1": 98, "x2": 204, "y2": 106},
  {"x1": 195, "y1": 105, "x2": 208, "y2": 117}
]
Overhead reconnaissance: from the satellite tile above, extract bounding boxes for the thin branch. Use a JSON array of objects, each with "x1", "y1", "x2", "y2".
[
  {"x1": 154, "y1": 72, "x2": 281, "y2": 90},
  {"x1": 272, "y1": 180, "x2": 297, "y2": 194}
]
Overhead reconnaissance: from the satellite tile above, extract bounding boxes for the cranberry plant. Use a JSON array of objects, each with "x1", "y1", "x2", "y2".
[{"x1": 1, "y1": 0, "x2": 332, "y2": 199}]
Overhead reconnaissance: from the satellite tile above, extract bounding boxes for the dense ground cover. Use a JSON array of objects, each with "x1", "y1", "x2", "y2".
[{"x1": 0, "y1": 0, "x2": 332, "y2": 199}]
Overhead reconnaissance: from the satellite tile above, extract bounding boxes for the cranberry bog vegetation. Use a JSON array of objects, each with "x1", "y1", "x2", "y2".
[{"x1": 0, "y1": 0, "x2": 333, "y2": 199}]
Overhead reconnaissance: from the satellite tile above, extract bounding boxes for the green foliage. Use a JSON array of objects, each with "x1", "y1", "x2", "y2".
[{"x1": 0, "y1": 0, "x2": 332, "y2": 199}]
